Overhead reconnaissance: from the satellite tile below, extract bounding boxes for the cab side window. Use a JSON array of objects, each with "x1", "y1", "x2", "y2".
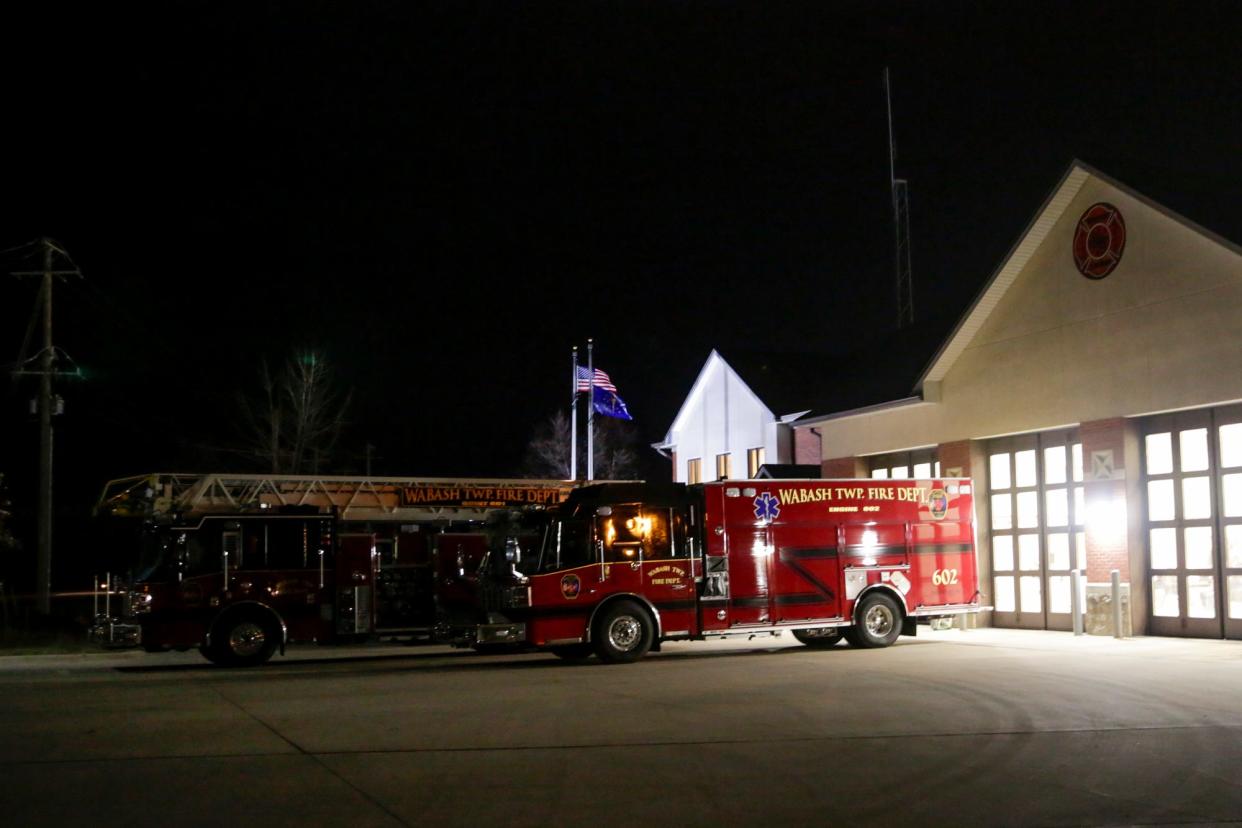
[
  {"x1": 599, "y1": 505, "x2": 675, "y2": 562},
  {"x1": 600, "y1": 505, "x2": 643, "y2": 563},
  {"x1": 644, "y1": 508, "x2": 673, "y2": 560},
  {"x1": 266, "y1": 518, "x2": 315, "y2": 570}
]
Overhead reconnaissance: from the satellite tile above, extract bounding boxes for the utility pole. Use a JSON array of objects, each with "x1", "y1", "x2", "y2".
[{"x1": 11, "y1": 238, "x2": 81, "y2": 615}]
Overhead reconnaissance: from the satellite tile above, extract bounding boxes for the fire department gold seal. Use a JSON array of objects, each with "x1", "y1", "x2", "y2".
[
  {"x1": 928, "y1": 488, "x2": 949, "y2": 520},
  {"x1": 560, "y1": 573, "x2": 581, "y2": 599}
]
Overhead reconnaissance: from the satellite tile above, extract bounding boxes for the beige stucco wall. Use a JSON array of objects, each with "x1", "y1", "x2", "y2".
[{"x1": 816, "y1": 173, "x2": 1242, "y2": 456}]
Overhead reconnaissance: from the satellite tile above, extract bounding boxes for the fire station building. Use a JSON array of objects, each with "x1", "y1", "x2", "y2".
[
  {"x1": 660, "y1": 160, "x2": 1242, "y2": 640},
  {"x1": 792, "y1": 161, "x2": 1242, "y2": 639}
]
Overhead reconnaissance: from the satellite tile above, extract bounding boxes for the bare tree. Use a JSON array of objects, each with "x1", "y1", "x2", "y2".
[
  {"x1": 522, "y1": 410, "x2": 640, "y2": 480},
  {"x1": 239, "y1": 351, "x2": 352, "y2": 473}
]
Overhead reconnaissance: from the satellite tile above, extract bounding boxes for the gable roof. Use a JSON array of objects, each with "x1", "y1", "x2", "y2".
[{"x1": 915, "y1": 159, "x2": 1242, "y2": 392}]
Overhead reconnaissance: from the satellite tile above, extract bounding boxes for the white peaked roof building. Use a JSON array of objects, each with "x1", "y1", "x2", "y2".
[
  {"x1": 653, "y1": 350, "x2": 823, "y2": 484},
  {"x1": 797, "y1": 160, "x2": 1242, "y2": 640}
]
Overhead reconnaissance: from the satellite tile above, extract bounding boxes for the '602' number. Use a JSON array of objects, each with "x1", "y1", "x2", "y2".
[{"x1": 932, "y1": 568, "x2": 959, "y2": 586}]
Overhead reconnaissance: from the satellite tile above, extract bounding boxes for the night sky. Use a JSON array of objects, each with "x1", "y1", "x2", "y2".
[{"x1": 2, "y1": 2, "x2": 1240, "y2": 537}]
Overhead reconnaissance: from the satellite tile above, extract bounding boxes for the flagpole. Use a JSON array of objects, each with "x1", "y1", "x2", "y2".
[
  {"x1": 569, "y1": 345, "x2": 579, "y2": 481},
  {"x1": 587, "y1": 338, "x2": 594, "y2": 481}
]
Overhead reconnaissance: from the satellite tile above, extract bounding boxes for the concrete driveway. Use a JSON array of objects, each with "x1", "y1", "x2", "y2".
[{"x1": 1, "y1": 628, "x2": 1240, "y2": 826}]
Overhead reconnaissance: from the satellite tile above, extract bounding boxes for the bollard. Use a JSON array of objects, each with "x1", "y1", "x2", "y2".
[
  {"x1": 1070, "y1": 570, "x2": 1083, "y2": 636},
  {"x1": 1111, "y1": 568, "x2": 1123, "y2": 639}
]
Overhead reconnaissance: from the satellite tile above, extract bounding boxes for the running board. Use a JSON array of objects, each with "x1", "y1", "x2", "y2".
[{"x1": 909, "y1": 604, "x2": 990, "y2": 616}]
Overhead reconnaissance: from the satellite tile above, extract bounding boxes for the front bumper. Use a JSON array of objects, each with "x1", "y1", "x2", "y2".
[{"x1": 88, "y1": 616, "x2": 142, "y2": 648}]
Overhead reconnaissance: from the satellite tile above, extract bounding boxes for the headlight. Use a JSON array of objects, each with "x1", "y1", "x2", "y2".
[
  {"x1": 127, "y1": 591, "x2": 154, "y2": 616},
  {"x1": 503, "y1": 586, "x2": 530, "y2": 608}
]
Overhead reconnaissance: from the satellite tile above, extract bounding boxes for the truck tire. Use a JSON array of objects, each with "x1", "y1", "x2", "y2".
[
  {"x1": 792, "y1": 628, "x2": 843, "y2": 648},
  {"x1": 849, "y1": 592, "x2": 902, "y2": 649},
  {"x1": 202, "y1": 611, "x2": 279, "y2": 667},
  {"x1": 592, "y1": 600, "x2": 654, "y2": 664},
  {"x1": 548, "y1": 643, "x2": 593, "y2": 661}
]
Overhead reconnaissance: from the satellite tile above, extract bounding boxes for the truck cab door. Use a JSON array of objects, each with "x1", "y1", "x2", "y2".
[
  {"x1": 639, "y1": 506, "x2": 696, "y2": 636},
  {"x1": 594, "y1": 505, "x2": 645, "y2": 594}
]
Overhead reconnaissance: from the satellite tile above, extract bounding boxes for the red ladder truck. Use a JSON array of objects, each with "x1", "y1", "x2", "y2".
[
  {"x1": 436, "y1": 478, "x2": 986, "y2": 662},
  {"x1": 89, "y1": 473, "x2": 578, "y2": 665}
]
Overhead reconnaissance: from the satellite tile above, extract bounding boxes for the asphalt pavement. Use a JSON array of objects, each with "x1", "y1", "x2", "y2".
[{"x1": 2, "y1": 628, "x2": 1241, "y2": 827}]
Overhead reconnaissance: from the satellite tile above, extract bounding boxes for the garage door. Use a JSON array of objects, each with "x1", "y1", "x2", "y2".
[
  {"x1": 1143, "y1": 405, "x2": 1242, "y2": 639},
  {"x1": 988, "y1": 431, "x2": 1086, "y2": 631}
]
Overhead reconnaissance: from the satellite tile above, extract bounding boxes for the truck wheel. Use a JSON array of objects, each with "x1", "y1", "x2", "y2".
[
  {"x1": 549, "y1": 643, "x2": 593, "y2": 661},
  {"x1": 592, "y1": 600, "x2": 654, "y2": 664},
  {"x1": 202, "y1": 612, "x2": 279, "y2": 667},
  {"x1": 850, "y1": 592, "x2": 902, "y2": 649},
  {"x1": 792, "y1": 628, "x2": 842, "y2": 648}
]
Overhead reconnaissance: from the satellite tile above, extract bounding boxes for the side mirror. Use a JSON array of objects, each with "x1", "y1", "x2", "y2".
[{"x1": 504, "y1": 537, "x2": 521, "y2": 564}]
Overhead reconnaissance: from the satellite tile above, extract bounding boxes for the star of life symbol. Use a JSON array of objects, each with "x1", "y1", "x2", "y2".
[{"x1": 753, "y1": 492, "x2": 780, "y2": 522}]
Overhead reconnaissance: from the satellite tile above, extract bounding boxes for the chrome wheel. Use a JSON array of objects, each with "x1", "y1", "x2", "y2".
[
  {"x1": 228, "y1": 621, "x2": 267, "y2": 657},
  {"x1": 864, "y1": 603, "x2": 895, "y2": 637},
  {"x1": 849, "y1": 592, "x2": 902, "y2": 649},
  {"x1": 607, "y1": 615, "x2": 642, "y2": 652},
  {"x1": 592, "y1": 600, "x2": 654, "y2": 663}
]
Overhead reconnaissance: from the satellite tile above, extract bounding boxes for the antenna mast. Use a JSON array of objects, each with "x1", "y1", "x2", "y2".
[{"x1": 885, "y1": 67, "x2": 914, "y2": 329}]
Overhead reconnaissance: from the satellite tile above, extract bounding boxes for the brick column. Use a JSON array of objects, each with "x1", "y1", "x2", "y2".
[
  {"x1": 936, "y1": 440, "x2": 973, "y2": 478},
  {"x1": 793, "y1": 426, "x2": 822, "y2": 466},
  {"x1": 821, "y1": 456, "x2": 865, "y2": 479},
  {"x1": 1079, "y1": 418, "x2": 1136, "y2": 636}
]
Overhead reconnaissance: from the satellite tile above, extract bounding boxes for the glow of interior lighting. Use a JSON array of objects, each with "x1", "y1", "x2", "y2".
[
  {"x1": 605, "y1": 520, "x2": 616, "y2": 545},
  {"x1": 625, "y1": 516, "x2": 652, "y2": 536},
  {"x1": 1087, "y1": 495, "x2": 1127, "y2": 546}
]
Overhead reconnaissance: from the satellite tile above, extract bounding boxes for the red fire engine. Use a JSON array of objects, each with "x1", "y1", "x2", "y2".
[
  {"x1": 437, "y1": 478, "x2": 985, "y2": 661},
  {"x1": 89, "y1": 473, "x2": 578, "y2": 665}
]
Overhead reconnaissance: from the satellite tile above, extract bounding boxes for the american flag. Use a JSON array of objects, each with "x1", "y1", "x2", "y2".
[{"x1": 576, "y1": 365, "x2": 616, "y2": 393}]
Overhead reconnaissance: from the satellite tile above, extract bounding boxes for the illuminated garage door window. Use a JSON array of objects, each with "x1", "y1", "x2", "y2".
[
  {"x1": 1142, "y1": 405, "x2": 1242, "y2": 639},
  {"x1": 988, "y1": 431, "x2": 1084, "y2": 631},
  {"x1": 869, "y1": 449, "x2": 940, "y2": 480}
]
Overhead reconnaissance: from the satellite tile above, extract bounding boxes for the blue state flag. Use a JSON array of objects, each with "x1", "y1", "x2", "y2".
[{"x1": 592, "y1": 386, "x2": 633, "y2": 420}]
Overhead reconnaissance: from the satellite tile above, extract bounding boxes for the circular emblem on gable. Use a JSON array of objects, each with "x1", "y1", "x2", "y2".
[{"x1": 1073, "y1": 202, "x2": 1126, "y2": 279}]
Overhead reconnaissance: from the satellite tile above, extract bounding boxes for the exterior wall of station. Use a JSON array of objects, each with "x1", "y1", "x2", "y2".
[{"x1": 798, "y1": 171, "x2": 1242, "y2": 638}]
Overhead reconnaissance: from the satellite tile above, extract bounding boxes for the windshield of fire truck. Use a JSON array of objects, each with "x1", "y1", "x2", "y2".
[
  {"x1": 135, "y1": 527, "x2": 172, "y2": 581},
  {"x1": 533, "y1": 516, "x2": 592, "y2": 573}
]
